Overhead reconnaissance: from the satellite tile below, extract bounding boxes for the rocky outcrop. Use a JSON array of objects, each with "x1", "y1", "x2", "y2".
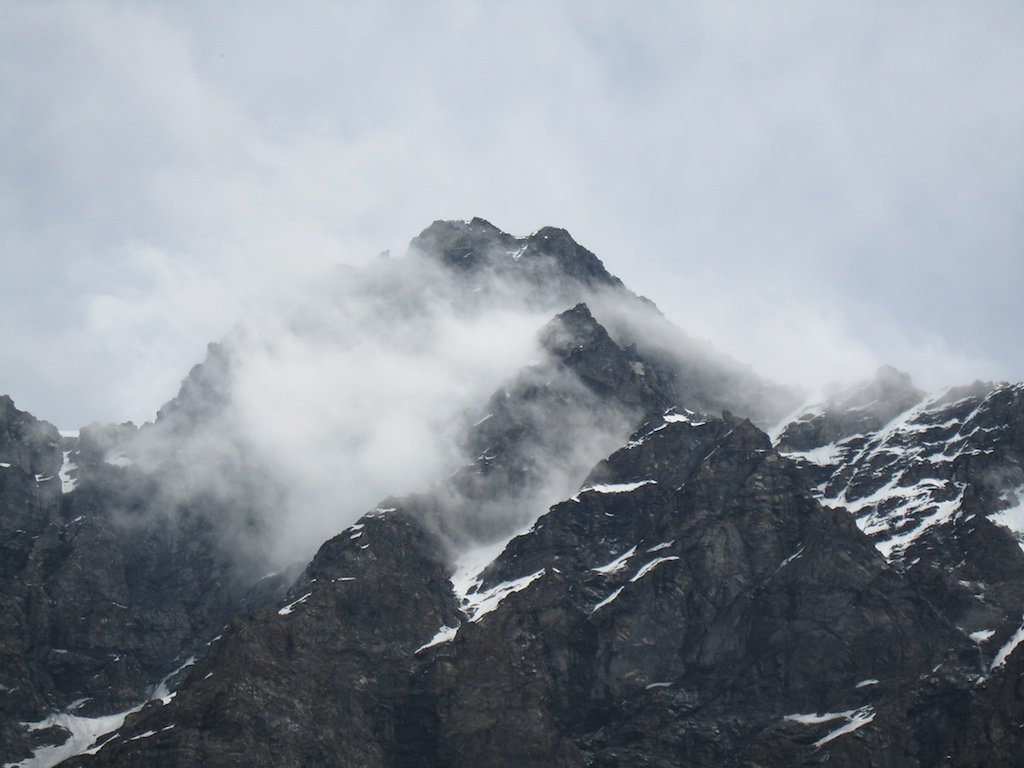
[
  {"x1": 410, "y1": 217, "x2": 624, "y2": 295},
  {"x1": 73, "y1": 506, "x2": 458, "y2": 768},
  {"x1": 152, "y1": 342, "x2": 232, "y2": 435},
  {"x1": 0, "y1": 395, "x2": 63, "y2": 478},
  {"x1": 0, "y1": 398, "x2": 280, "y2": 767}
]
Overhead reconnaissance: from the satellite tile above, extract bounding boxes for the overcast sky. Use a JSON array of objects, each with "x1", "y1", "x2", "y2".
[{"x1": 2, "y1": 1, "x2": 1022, "y2": 429}]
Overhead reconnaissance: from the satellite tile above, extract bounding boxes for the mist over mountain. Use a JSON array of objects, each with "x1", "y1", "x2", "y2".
[{"x1": 2, "y1": 221, "x2": 1023, "y2": 767}]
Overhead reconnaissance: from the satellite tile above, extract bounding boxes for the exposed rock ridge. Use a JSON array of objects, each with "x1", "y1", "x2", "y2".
[{"x1": 410, "y1": 217, "x2": 624, "y2": 292}]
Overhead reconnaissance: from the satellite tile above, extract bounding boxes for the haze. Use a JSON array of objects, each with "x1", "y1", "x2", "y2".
[{"x1": 2, "y1": 1, "x2": 1022, "y2": 428}]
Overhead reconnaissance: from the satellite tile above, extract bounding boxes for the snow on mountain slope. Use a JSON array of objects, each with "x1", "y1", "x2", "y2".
[
  {"x1": 776, "y1": 370, "x2": 1024, "y2": 679},
  {"x1": 778, "y1": 375, "x2": 1024, "y2": 563}
]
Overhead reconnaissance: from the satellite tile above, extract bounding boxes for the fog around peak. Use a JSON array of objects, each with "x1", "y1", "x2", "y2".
[
  {"x1": 79, "y1": 243, "x2": 654, "y2": 566},
  {"x1": 2, "y1": 2, "x2": 1021, "y2": 431},
  {"x1": 66, "y1": 227, "x2": 799, "y2": 568}
]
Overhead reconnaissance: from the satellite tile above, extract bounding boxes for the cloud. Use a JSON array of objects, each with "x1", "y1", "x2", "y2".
[
  {"x1": 100, "y1": 245, "x2": 655, "y2": 567},
  {"x1": 1, "y1": 0, "x2": 1022, "y2": 431},
  {"x1": 222, "y1": 256, "x2": 552, "y2": 560}
]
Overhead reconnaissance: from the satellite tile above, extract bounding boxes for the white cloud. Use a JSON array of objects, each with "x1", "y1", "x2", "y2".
[{"x1": 1, "y1": 1, "x2": 1022, "y2": 427}]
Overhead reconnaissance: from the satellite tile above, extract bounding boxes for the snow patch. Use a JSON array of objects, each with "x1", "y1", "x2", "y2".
[
  {"x1": 4, "y1": 707, "x2": 141, "y2": 768},
  {"x1": 277, "y1": 592, "x2": 313, "y2": 616},
  {"x1": 991, "y1": 616, "x2": 1024, "y2": 670},
  {"x1": 450, "y1": 538, "x2": 512, "y2": 605},
  {"x1": 5, "y1": 654, "x2": 197, "y2": 767},
  {"x1": 814, "y1": 708, "x2": 875, "y2": 747},
  {"x1": 151, "y1": 656, "x2": 196, "y2": 705},
  {"x1": 626, "y1": 423, "x2": 668, "y2": 448},
  {"x1": 874, "y1": 492, "x2": 964, "y2": 559},
  {"x1": 646, "y1": 540, "x2": 674, "y2": 553},
  {"x1": 449, "y1": 531, "x2": 549, "y2": 625},
  {"x1": 781, "y1": 443, "x2": 842, "y2": 467},
  {"x1": 592, "y1": 586, "x2": 624, "y2": 613},
  {"x1": 803, "y1": 386, "x2": 1021, "y2": 563},
  {"x1": 970, "y1": 629, "x2": 995, "y2": 644},
  {"x1": 663, "y1": 410, "x2": 706, "y2": 426},
  {"x1": 591, "y1": 546, "x2": 637, "y2": 575},
  {"x1": 785, "y1": 707, "x2": 875, "y2": 748},
  {"x1": 461, "y1": 570, "x2": 546, "y2": 622},
  {"x1": 777, "y1": 546, "x2": 805, "y2": 570},
  {"x1": 416, "y1": 624, "x2": 460, "y2": 653},
  {"x1": 855, "y1": 678, "x2": 879, "y2": 688},
  {"x1": 630, "y1": 556, "x2": 681, "y2": 583},
  {"x1": 577, "y1": 480, "x2": 657, "y2": 498},
  {"x1": 785, "y1": 711, "x2": 850, "y2": 725}
]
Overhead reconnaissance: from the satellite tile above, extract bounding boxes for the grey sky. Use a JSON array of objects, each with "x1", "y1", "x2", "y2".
[{"x1": 2, "y1": 1, "x2": 1022, "y2": 428}]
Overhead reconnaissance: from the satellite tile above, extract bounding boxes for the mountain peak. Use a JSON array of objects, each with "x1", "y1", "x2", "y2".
[
  {"x1": 409, "y1": 218, "x2": 622, "y2": 292},
  {"x1": 778, "y1": 365, "x2": 925, "y2": 453}
]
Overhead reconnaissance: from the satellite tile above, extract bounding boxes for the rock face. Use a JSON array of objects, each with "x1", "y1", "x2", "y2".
[
  {"x1": 777, "y1": 372, "x2": 1024, "y2": 645},
  {"x1": 426, "y1": 411, "x2": 979, "y2": 768},
  {"x1": 410, "y1": 218, "x2": 624, "y2": 295},
  {"x1": 63, "y1": 507, "x2": 460, "y2": 768},
  {"x1": 2, "y1": 220, "x2": 1023, "y2": 767},
  {"x1": 0, "y1": 399, "x2": 284, "y2": 766}
]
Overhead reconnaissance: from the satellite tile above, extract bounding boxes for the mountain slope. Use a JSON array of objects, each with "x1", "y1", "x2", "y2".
[
  {"x1": 69, "y1": 407, "x2": 994, "y2": 767},
  {"x1": 777, "y1": 371, "x2": 1024, "y2": 660},
  {"x1": 2, "y1": 220, "x2": 1023, "y2": 767}
]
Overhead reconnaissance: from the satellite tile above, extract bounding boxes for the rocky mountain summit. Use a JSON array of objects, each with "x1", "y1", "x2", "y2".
[{"x1": 2, "y1": 220, "x2": 1023, "y2": 767}]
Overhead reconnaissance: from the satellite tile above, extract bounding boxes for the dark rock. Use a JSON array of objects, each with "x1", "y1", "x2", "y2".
[
  {"x1": 74, "y1": 507, "x2": 459, "y2": 768},
  {"x1": 410, "y1": 218, "x2": 622, "y2": 294},
  {"x1": 153, "y1": 342, "x2": 232, "y2": 433},
  {"x1": 0, "y1": 394, "x2": 62, "y2": 477}
]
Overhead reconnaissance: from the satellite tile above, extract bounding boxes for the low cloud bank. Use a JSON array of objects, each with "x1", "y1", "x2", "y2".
[{"x1": 88, "y1": 239, "x2": 647, "y2": 568}]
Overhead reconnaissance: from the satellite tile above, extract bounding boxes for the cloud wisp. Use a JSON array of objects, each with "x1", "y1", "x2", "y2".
[{"x1": 85, "y1": 239, "x2": 649, "y2": 568}]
